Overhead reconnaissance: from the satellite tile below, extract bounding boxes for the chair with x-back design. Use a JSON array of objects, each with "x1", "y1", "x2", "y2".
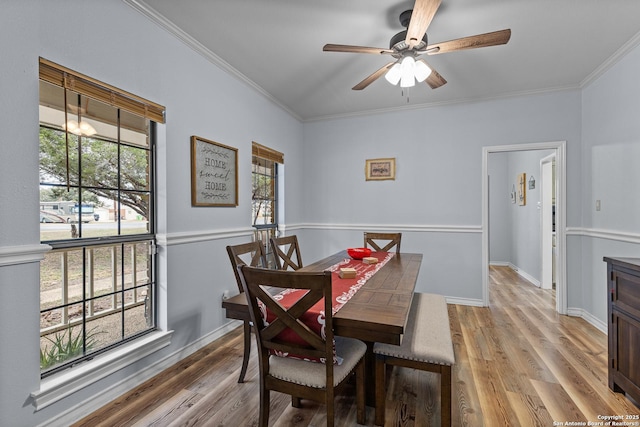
[
  {"x1": 226, "y1": 241, "x2": 266, "y2": 383},
  {"x1": 237, "y1": 265, "x2": 366, "y2": 427},
  {"x1": 270, "y1": 235, "x2": 303, "y2": 271},
  {"x1": 364, "y1": 232, "x2": 402, "y2": 254}
]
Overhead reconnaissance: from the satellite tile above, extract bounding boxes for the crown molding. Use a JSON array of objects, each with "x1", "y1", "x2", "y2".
[
  {"x1": 123, "y1": 0, "x2": 588, "y2": 124},
  {"x1": 303, "y1": 85, "x2": 581, "y2": 123},
  {"x1": 122, "y1": 0, "x2": 302, "y2": 122},
  {"x1": 580, "y1": 29, "x2": 640, "y2": 88},
  {"x1": 123, "y1": 0, "x2": 640, "y2": 123}
]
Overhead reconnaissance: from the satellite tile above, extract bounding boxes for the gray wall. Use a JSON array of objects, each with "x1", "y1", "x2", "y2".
[
  {"x1": 576, "y1": 40, "x2": 640, "y2": 325},
  {"x1": 0, "y1": 1, "x2": 639, "y2": 426},
  {"x1": 0, "y1": 2, "x2": 304, "y2": 426},
  {"x1": 302, "y1": 93, "x2": 582, "y2": 301}
]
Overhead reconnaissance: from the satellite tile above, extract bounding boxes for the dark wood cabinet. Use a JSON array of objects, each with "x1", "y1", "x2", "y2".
[{"x1": 604, "y1": 257, "x2": 640, "y2": 403}]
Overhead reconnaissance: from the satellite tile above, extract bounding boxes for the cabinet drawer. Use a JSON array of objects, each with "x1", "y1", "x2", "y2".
[{"x1": 612, "y1": 270, "x2": 640, "y2": 319}]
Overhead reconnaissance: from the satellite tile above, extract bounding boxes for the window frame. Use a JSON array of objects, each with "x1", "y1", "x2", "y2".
[
  {"x1": 38, "y1": 59, "x2": 164, "y2": 379},
  {"x1": 251, "y1": 142, "x2": 283, "y2": 267}
]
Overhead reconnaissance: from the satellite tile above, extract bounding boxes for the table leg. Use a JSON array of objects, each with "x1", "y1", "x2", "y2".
[{"x1": 364, "y1": 341, "x2": 377, "y2": 407}]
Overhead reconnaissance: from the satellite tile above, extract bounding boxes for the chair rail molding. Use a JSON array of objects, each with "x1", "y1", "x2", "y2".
[
  {"x1": 0, "y1": 244, "x2": 51, "y2": 267},
  {"x1": 566, "y1": 227, "x2": 640, "y2": 245},
  {"x1": 159, "y1": 227, "x2": 255, "y2": 247},
  {"x1": 297, "y1": 223, "x2": 482, "y2": 233}
]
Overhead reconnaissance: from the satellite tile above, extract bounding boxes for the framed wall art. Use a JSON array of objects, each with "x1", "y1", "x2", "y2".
[
  {"x1": 518, "y1": 172, "x2": 526, "y2": 206},
  {"x1": 191, "y1": 135, "x2": 238, "y2": 207},
  {"x1": 365, "y1": 158, "x2": 396, "y2": 181}
]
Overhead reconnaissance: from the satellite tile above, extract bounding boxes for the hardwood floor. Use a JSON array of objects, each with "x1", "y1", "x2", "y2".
[{"x1": 73, "y1": 266, "x2": 640, "y2": 426}]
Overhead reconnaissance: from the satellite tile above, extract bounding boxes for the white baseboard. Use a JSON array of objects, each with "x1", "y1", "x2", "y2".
[
  {"x1": 445, "y1": 296, "x2": 485, "y2": 307},
  {"x1": 491, "y1": 263, "x2": 543, "y2": 288},
  {"x1": 39, "y1": 321, "x2": 242, "y2": 427},
  {"x1": 515, "y1": 267, "x2": 540, "y2": 288},
  {"x1": 567, "y1": 308, "x2": 607, "y2": 334}
]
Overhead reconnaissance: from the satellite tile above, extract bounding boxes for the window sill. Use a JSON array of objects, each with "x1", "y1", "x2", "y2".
[{"x1": 31, "y1": 330, "x2": 173, "y2": 411}]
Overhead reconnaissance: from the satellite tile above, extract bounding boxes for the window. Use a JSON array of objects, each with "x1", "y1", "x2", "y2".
[
  {"x1": 251, "y1": 142, "x2": 283, "y2": 265},
  {"x1": 38, "y1": 58, "x2": 165, "y2": 377}
]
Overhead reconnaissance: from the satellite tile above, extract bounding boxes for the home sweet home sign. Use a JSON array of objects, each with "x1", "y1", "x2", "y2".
[{"x1": 190, "y1": 135, "x2": 238, "y2": 207}]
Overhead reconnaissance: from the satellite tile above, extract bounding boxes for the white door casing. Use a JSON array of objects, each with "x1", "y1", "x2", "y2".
[
  {"x1": 540, "y1": 154, "x2": 555, "y2": 290},
  {"x1": 482, "y1": 141, "x2": 566, "y2": 314}
]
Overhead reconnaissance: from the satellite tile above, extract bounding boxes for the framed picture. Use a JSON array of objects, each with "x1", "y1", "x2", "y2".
[
  {"x1": 365, "y1": 158, "x2": 396, "y2": 181},
  {"x1": 190, "y1": 135, "x2": 238, "y2": 207},
  {"x1": 518, "y1": 172, "x2": 526, "y2": 206}
]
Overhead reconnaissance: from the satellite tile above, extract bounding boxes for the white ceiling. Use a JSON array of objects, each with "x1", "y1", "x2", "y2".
[{"x1": 131, "y1": 0, "x2": 640, "y2": 122}]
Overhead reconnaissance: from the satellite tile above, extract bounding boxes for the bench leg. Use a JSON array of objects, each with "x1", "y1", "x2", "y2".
[
  {"x1": 441, "y1": 365, "x2": 452, "y2": 427},
  {"x1": 374, "y1": 354, "x2": 386, "y2": 426}
]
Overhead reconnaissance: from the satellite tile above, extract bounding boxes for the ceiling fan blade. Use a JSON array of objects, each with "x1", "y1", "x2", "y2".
[
  {"x1": 426, "y1": 29, "x2": 511, "y2": 55},
  {"x1": 323, "y1": 44, "x2": 394, "y2": 55},
  {"x1": 405, "y1": 0, "x2": 442, "y2": 49},
  {"x1": 419, "y1": 59, "x2": 447, "y2": 89},
  {"x1": 352, "y1": 63, "x2": 395, "y2": 90}
]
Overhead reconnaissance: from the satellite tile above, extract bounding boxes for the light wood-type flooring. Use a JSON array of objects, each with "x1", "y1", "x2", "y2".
[{"x1": 73, "y1": 266, "x2": 640, "y2": 426}]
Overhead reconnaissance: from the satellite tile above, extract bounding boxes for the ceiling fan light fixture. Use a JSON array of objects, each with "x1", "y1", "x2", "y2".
[
  {"x1": 384, "y1": 62, "x2": 402, "y2": 85},
  {"x1": 400, "y1": 56, "x2": 416, "y2": 87},
  {"x1": 414, "y1": 60, "x2": 432, "y2": 82},
  {"x1": 400, "y1": 72, "x2": 415, "y2": 88}
]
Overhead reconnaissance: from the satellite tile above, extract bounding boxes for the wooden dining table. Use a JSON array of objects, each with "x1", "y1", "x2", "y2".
[{"x1": 222, "y1": 250, "x2": 423, "y2": 405}]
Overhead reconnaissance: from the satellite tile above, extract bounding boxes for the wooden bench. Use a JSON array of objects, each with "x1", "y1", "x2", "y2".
[{"x1": 373, "y1": 293, "x2": 455, "y2": 426}]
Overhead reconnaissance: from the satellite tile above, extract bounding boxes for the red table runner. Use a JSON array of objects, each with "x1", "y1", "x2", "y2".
[{"x1": 264, "y1": 251, "x2": 395, "y2": 363}]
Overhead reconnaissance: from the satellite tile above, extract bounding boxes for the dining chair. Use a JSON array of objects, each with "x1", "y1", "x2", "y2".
[
  {"x1": 237, "y1": 265, "x2": 366, "y2": 427},
  {"x1": 270, "y1": 235, "x2": 303, "y2": 270},
  {"x1": 364, "y1": 232, "x2": 402, "y2": 253},
  {"x1": 226, "y1": 241, "x2": 267, "y2": 383}
]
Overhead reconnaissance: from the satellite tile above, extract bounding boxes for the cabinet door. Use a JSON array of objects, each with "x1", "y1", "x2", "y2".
[{"x1": 612, "y1": 310, "x2": 640, "y2": 389}]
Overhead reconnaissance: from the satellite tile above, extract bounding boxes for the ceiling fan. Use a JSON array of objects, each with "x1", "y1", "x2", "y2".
[{"x1": 323, "y1": 0, "x2": 511, "y2": 90}]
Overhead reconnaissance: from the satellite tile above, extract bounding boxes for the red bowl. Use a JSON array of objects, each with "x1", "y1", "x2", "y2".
[{"x1": 347, "y1": 247, "x2": 371, "y2": 260}]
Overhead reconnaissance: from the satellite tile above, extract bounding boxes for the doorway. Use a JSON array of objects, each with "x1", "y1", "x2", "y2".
[
  {"x1": 481, "y1": 141, "x2": 566, "y2": 314},
  {"x1": 540, "y1": 153, "x2": 556, "y2": 290}
]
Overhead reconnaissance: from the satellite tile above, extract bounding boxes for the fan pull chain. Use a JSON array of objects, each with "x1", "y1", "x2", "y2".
[{"x1": 401, "y1": 87, "x2": 410, "y2": 103}]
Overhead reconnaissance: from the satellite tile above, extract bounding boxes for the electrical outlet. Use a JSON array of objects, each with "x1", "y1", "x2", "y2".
[{"x1": 596, "y1": 200, "x2": 601, "y2": 211}]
